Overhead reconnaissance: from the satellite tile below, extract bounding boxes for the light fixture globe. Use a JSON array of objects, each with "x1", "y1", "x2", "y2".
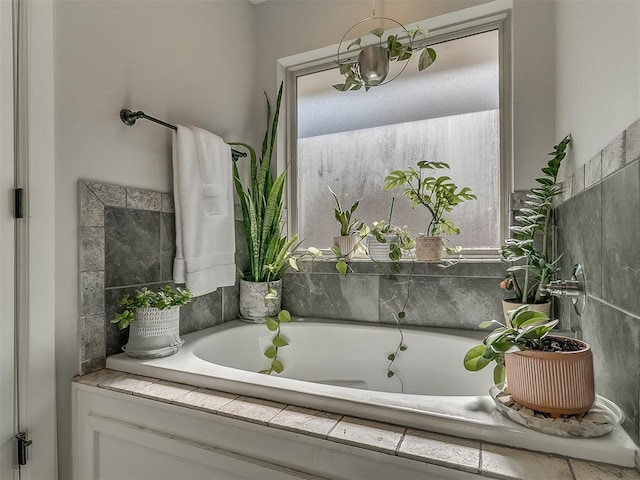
[{"x1": 358, "y1": 45, "x2": 389, "y2": 86}]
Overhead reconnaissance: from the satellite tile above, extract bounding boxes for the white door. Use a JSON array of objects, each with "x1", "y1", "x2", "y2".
[{"x1": 0, "y1": 0, "x2": 57, "y2": 478}]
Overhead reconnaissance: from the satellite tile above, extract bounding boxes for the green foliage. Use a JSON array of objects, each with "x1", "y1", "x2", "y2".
[
  {"x1": 463, "y1": 305, "x2": 559, "y2": 385},
  {"x1": 335, "y1": 26, "x2": 437, "y2": 92},
  {"x1": 232, "y1": 83, "x2": 299, "y2": 283},
  {"x1": 110, "y1": 286, "x2": 193, "y2": 330},
  {"x1": 500, "y1": 135, "x2": 572, "y2": 304},
  {"x1": 329, "y1": 187, "x2": 364, "y2": 236},
  {"x1": 261, "y1": 305, "x2": 292, "y2": 375},
  {"x1": 384, "y1": 161, "x2": 476, "y2": 237}
]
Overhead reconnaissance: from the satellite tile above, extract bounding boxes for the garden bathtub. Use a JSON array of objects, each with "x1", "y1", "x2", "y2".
[{"x1": 106, "y1": 318, "x2": 636, "y2": 467}]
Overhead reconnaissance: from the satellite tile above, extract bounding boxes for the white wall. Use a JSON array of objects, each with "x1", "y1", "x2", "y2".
[
  {"x1": 555, "y1": 0, "x2": 640, "y2": 169},
  {"x1": 54, "y1": 1, "x2": 254, "y2": 478}
]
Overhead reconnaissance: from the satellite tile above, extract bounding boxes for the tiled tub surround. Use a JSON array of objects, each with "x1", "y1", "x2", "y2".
[
  {"x1": 74, "y1": 369, "x2": 640, "y2": 479},
  {"x1": 282, "y1": 260, "x2": 506, "y2": 330},
  {"x1": 554, "y1": 117, "x2": 640, "y2": 446},
  {"x1": 78, "y1": 180, "x2": 244, "y2": 374}
]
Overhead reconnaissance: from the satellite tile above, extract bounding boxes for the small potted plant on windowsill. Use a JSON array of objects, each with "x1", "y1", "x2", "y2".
[
  {"x1": 329, "y1": 187, "x2": 366, "y2": 260},
  {"x1": 463, "y1": 304, "x2": 594, "y2": 418},
  {"x1": 111, "y1": 286, "x2": 193, "y2": 359},
  {"x1": 500, "y1": 134, "x2": 572, "y2": 320},
  {"x1": 383, "y1": 161, "x2": 476, "y2": 261}
]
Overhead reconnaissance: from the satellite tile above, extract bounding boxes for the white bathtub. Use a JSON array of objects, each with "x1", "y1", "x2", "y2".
[{"x1": 107, "y1": 318, "x2": 636, "y2": 467}]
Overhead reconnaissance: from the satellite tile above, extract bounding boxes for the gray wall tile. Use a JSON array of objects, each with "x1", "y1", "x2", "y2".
[
  {"x1": 282, "y1": 273, "x2": 379, "y2": 322},
  {"x1": 571, "y1": 166, "x2": 585, "y2": 196},
  {"x1": 79, "y1": 182, "x2": 105, "y2": 227},
  {"x1": 81, "y1": 314, "x2": 105, "y2": 362},
  {"x1": 602, "y1": 132, "x2": 626, "y2": 178},
  {"x1": 180, "y1": 290, "x2": 223, "y2": 335},
  {"x1": 79, "y1": 226, "x2": 105, "y2": 272},
  {"x1": 584, "y1": 151, "x2": 602, "y2": 188},
  {"x1": 601, "y1": 162, "x2": 640, "y2": 316},
  {"x1": 581, "y1": 300, "x2": 640, "y2": 444},
  {"x1": 104, "y1": 207, "x2": 161, "y2": 287},
  {"x1": 555, "y1": 184, "x2": 602, "y2": 298},
  {"x1": 86, "y1": 181, "x2": 126, "y2": 207},
  {"x1": 161, "y1": 193, "x2": 175, "y2": 213},
  {"x1": 223, "y1": 284, "x2": 240, "y2": 321},
  {"x1": 127, "y1": 188, "x2": 161, "y2": 211},
  {"x1": 81, "y1": 357, "x2": 106, "y2": 375},
  {"x1": 80, "y1": 271, "x2": 104, "y2": 317},
  {"x1": 626, "y1": 118, "x2": 640, "y2": 163},
  {"x1": 379, "y1": 276, "x2": 504, "y2": 329},
  {"x1": 161, "y1": 213, "x2": 176, "y2": 282}
]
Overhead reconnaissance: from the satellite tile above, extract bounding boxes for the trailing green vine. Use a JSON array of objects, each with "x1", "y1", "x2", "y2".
[{"x1": 260, "y1": 308, "x2": 291, "y2": 375}]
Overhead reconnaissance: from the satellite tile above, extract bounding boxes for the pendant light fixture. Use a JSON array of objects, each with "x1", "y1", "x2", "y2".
[{"x1": 334, "y1": 1, "x2": 437, "y2": 92}]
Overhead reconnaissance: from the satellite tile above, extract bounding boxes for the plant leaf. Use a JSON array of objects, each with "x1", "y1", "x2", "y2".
[
  {"x1": 264, "y1": 345, "x2": 277, "y2": 359},
  {"x1": 271, "y1": 359, "x2": 284, "y2": 374},
  {"x1": 418, "y1": 47, "x2": 436, "y2": 71},
  {"x1": 336, "y1": 260, "x2": 348, "y2": 277},
  {"x1": 272, "y1": 335, "x2": 289, "y2": 347},
  {"x1": 463, "y1": 344, "x2": 491, "y2": 371},
  {"x1": 278, "y1": 310, "x2": 291, "y2": 323},
  {"x1": 493, "y1": 364, "x2": 506, "y2": 385},
  {"x1": 266, "y1": 317, "x2": 279, "y2": 332}
]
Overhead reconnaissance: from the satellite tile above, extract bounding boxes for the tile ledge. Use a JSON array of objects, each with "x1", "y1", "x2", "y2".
[{"x1": 74, "y1": 370, "x2": 639, "y2": 479}]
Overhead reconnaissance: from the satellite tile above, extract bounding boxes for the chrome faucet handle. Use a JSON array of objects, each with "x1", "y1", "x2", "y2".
[{"x1": 541, "y1": 264, "x2": 586, "y2": 317}]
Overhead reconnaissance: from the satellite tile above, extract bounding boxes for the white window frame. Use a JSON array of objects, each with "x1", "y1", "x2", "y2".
[{"x1": 276, "y1": 0, "x2": 513, "y2": 258}]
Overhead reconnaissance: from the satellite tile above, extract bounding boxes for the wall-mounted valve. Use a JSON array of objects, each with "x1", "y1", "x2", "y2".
[{"x1": 540, "y1": 264, "x2": 586, "y2": 316}]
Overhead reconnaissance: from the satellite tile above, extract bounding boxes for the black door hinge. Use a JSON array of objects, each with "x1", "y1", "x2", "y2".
[
  {"x1": 14, "y1": 188, "x2": 24, "y2": 219},
  {"x1": 15, "y1": 432, "x2": 32, "y2": 466}
]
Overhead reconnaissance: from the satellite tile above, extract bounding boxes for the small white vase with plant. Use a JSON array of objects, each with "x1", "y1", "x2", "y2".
[
  {"x1": 328, "y1": 187, "x2": 366, "y2": 262},
  {"x1": 383, "y1": 161, "x2": 476, "y2": 261},
  {"x1": 111, "y1": 286, "x2": 193, "y2": 358},
  {"x1": 500, "y1": 134, "x2": 572, "y2": 319}
]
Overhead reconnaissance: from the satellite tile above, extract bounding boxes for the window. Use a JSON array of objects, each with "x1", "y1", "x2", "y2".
[{"x1": 281, "y1": 13, "x2": 510, "y2": 257}]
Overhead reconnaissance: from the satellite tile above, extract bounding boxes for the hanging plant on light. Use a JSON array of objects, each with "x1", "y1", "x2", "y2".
[{"x1": 334, "y1": 20, "x2": 437, "y2": 92}]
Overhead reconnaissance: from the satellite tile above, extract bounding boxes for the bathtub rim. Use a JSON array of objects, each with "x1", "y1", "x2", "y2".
[{"x1": 106, "y1": 318, "x2": 638, "y2": 468}]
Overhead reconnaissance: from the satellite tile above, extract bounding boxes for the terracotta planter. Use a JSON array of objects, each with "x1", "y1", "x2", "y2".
[
  {"x1": 415, "y1": 236, "x2": 443, "y2": 261},
  {"x1": 502, "y1": 299, "x2": 551, "y2": 324},
  {"x1": 334, "y1": 235, "x2": 360, "y2": 259},
  {"x1": 239, "y1": 279, "x2": 282, "y2": 323},
  {"x1": 505, "y1": 336, "x2": 595, "y2": 416}
]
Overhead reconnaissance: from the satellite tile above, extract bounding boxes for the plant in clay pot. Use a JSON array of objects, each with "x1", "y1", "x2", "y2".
[
  {"x1": 463, "y1": 305, "x2": 594, "y2": 417},
  {"x1": 500, "y1": 134, "x2": 572, "y2": 319},
  {"x1": 111, "y1": 286, "x2": 193, "y2": 359},
  {"x1": 383, "y1": 161, "x2": 476, "y2": 261},
  {"x1": 232, "y1": 83, "x2": 321, "y2": 323}
]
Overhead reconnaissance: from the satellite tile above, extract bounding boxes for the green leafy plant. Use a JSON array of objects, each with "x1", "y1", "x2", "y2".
[
  {"x1": 231, "y1": 83, "x2": 302, "y2": 283},
  {"x1": 329, "y1": 187, "x2": 364, "y2": 236},
  {"x1": 383, "y1": 161, "x2": 476, "y2": 236},
  {"x1": 260, "y1": 307, "x2": 292, "y2": 375},
  {"x1": 500, "y1": 135, "x2": 572, "y2": 304},
  {"x1": 111, "y1": 286, "x2": 193, "y2": 330},
  {"x1": 335, "y1": 26, "x2": 437, "y2": 92},
  {"x1": 463, "y1": 305, "x2": 559, "y2": 385}
]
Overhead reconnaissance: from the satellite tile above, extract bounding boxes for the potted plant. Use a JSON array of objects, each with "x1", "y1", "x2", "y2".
[
  {"x1": 383, "y1": 161, "x2": 476, "y2": 261},
  {"x1": 334, "y1": 26, "x2": 437, "y2": 92},
  {"x1": 500, "y1": 134, "x2": 572, "y2": 320},
  {"x1": 463, "y1": 305, "x2": 594, "y2": 417},
  {"x1": 232, "y1": 84, "x2": 321, "y2": 322},
  {"x1": 329, "y1": 187, "x2": 365, "y2": 260},
  {"x1": 111, "y1": 286, "x2": 193, "y2": 358}
]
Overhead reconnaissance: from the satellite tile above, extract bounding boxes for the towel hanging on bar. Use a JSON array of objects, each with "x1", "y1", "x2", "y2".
[{"x1": 119, "y1": 108, "x2": 247, "y2": 161}]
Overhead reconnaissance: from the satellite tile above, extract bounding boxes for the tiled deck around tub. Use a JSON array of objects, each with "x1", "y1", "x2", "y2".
[{"x1": 74, "y1": 369, "x2": 640, "y2": 480}]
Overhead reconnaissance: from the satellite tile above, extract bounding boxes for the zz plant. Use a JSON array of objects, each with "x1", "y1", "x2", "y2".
[
  {"x1": 500, "y1": 135, "x2": 572, "y2": 304},
  {"x1": 463, "y1": 305, "x2": 559, "y2": 385}
]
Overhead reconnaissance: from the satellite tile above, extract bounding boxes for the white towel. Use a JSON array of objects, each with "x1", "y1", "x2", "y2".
[{"x1": 172, "y1": 126, "x2": 236, "y2": 296}]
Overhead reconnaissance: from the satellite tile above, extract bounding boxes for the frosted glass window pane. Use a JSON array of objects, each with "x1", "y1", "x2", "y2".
[{"x1": 296, "y1": 30, "x2": 500, "y2": 251}]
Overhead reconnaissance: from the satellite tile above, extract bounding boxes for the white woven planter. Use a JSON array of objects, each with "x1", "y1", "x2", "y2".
[
  {"x1": 415, "y1": 236, "x2": 443, "y2": 261},
  {"x1": 239, "y1": 279, "x2": 282, "y2": 323},
  {"x1": 124, "y1": 306, "x2": 183, "y2": 359}
]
